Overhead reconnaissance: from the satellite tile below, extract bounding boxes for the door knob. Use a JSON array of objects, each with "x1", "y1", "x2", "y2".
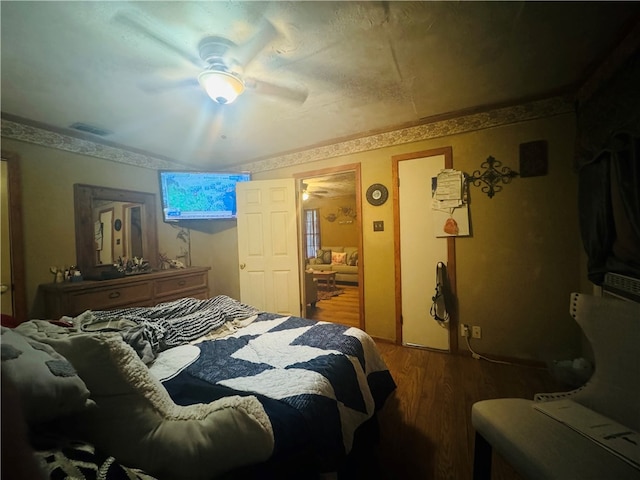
[
  {"x1": 0, "y1": 284, "x2": 9, "y2": 294},
  {"x1": 240, "y1": 263, "x2": 246, "y2": 270}
]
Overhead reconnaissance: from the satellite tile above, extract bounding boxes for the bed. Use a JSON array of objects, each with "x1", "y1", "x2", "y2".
[{"x1": 5, "y1": 296, "x2": 396, "y2": 480}]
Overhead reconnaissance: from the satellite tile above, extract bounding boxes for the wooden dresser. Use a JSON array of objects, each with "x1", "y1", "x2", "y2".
[{"x1": 41, "y1": 267, "x2": 210, "y2": 319}]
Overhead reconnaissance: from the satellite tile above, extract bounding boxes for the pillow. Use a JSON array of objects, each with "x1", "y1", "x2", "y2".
[
  {"x1": 331, "y1": 251, "x2": 347, "y2": 265},
  {"x1": 316, "y1": 248, "x2": 332, "y2": 264},
  {"x1": 0, "y1": 327, "x2": 91, "y2": 424},
  {"x1": 348, "y1": 251, "x2": 359, "y2": 266},
  {"x1": 34, "y1": 333, "x2": 274, "y2": 480}
]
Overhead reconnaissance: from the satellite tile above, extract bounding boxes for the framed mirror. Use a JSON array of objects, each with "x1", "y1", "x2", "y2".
[{"x1": 74, "y1": 184, "x2": 159, "y2": 277}]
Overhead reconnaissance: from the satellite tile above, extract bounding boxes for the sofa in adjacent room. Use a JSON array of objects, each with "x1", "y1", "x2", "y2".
[{"x1": 308, "y1": 246, "x2": 359, "y2": 284}]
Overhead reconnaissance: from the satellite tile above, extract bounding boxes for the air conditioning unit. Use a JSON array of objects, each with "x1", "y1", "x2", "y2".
[{"x1": 602, "y1": 272, "x2": 640, "y2": 303}]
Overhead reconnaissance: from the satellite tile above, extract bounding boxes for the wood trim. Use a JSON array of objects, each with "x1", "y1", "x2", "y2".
[
  {"x1": 392, "y1": 147, "x2": 457, "y2": 350},
  {"x1": 457, "y1": 348, "x2": 548, "y2": 368},
  {"x1": 392, "y1": 160, "x2": 402, "y2": 344},
  {"x1": 73, "y1": 184, "x2": 159, "y2": 277},
  {"x1": 1, "y1": 150, "x2": 28, "y2": 322},
  {"x1": 97, "y1": 207, "x2": 115, "y2": 265},
  {"x1": 295, "y1": 164, "x2": 364, "y2": 331}
]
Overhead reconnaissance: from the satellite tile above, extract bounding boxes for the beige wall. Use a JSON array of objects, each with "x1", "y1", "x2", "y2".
[
  {"x1": 255, "y1": 113, "x2": 583, "y2": 362},
  {"x1": 0, "y1": 138, "x2": 227, "y2": 317},
  {"x1": 305, "y1": 194, "x2": 358, "y2": 248},
  {"x1": 3, "y1": 111, "x2": 584, "y2": 362}
]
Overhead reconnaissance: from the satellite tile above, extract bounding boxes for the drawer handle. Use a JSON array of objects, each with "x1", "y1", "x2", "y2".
[
  {"x1": 109, "y1": 291, "x2": 121, "y2": 299},
  {"x1": 178, "y1": 280, "x2": 186, "y2": 286}
]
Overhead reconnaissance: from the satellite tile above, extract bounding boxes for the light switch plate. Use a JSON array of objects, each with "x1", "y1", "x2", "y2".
[{"x1": 373, "y1": 221, "x2": 384, "y2": 231}]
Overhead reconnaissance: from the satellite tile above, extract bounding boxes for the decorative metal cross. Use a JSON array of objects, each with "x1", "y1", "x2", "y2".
[{"x1": 468, "y1": 156, "x2": 519, "y2": 198}]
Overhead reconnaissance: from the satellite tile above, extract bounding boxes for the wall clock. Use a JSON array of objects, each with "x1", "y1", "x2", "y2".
[{"x1": 366, "y1": 183, "x2": 388, "y2": 206}]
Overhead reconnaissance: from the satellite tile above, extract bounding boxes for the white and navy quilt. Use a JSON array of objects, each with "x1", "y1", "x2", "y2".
[{"x1": 160, "y1": 312, "x2": 396, "y2": 471}]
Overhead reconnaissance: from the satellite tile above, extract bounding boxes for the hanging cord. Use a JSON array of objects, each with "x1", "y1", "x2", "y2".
[
  {"x1": 430, "y1": 262, "x2": 450, "y2": 327},
  {"x1": 464, "y1": 336, "x2": 514, "y2": 365},
  {"x1": 464, "y1": 336, "x2": 545, "y2": 368}
]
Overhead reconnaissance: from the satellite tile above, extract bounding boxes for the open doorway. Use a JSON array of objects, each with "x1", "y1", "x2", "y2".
[
  {"x1": 1, "y1": 150, "x2": 27, "y2": 322},
  {"x1": 295, "y1": 164, "x2": 363, "y2": 330}
]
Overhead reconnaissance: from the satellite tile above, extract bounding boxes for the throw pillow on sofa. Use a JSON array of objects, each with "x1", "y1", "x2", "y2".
[
  {"x1": 331, "y1": 251, "x2": 347, "y2": 265},
  {"x1": 316, "y1": 249, "x2": 332, "y2": 264},
  {"x1": 348, "y1": 251, "x2": 359, "y2": 266}
]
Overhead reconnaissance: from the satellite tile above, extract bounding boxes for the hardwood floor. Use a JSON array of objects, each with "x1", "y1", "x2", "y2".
[
  {"x1": 367, "y1": 343, "x2": 568, "y2": 480},
  {"x1": 307, "y1": 283, "x2": 360, "y2": 328},
  {"x1": 306, "y1": 283, "x2": 567, "y2": 479},
  {"x1": 340, "y1": 342, "x2": 567, "y2": 480}
]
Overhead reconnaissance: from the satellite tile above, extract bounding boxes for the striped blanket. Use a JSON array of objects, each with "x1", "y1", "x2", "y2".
[{"x1": 83, "y1": 296, "x2": 261, "y2": 363}]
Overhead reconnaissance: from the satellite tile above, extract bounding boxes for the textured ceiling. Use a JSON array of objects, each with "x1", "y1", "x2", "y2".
[
  {"x1": 303, "y1": 171, "x2": 356, "y2": 199},
  {"x1": 1, "y1": 1, "x2": 639, "y2": 170}
]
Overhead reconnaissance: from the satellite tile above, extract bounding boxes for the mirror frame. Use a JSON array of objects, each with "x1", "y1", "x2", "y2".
[{"x1": 74, "y1": 184, "x2": 159, "y2": 276}]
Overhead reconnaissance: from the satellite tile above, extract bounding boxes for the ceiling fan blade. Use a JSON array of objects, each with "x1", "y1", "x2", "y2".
[
  {"x1": 245, "y1": 77, "x2": 308, "y2": 104},
  {"x1": 225, "y1": 18, "x2": 278, "y2": 69},
  {"x1": 138, "y1": 77, "x2": 199, "y2": 94},
  {"x1": 113, "y1": 10, "x2": 202, "y2": 67}
]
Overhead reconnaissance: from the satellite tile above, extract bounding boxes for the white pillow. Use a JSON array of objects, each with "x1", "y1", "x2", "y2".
[
  {"x1": 331, "y1": 251, "x2": 347, "y2": 265},
  {"x1": 0, "y1": 327, "x2": 92, "y2": 424}
]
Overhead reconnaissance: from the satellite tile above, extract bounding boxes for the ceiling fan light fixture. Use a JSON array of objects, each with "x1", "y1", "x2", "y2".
[{"x1": 198, "y1": 70, "x2": 245, "y2": 104}]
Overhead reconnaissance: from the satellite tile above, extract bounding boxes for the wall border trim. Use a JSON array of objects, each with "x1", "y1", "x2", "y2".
[{"x1": 1, "y1": 96, "x2": 573, "y2": 173}]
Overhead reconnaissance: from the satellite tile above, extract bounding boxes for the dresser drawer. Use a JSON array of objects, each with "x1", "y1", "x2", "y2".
[
  {"x1": 41, "y1": 267, "x2": 210, "y2": 319},
  {"x1": 70, "y1": 282, "x2": 153, "y2": 313},
  {"x1": 155, "y1": 272, "x2": 208, "y2": 297}
]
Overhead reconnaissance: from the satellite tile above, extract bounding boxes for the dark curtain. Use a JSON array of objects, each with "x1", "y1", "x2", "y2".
[
  {"x1": 578, "y1": 133, "x2": 640, "y2": 284},
  {"x1": 576, "y1": 51, "x2": 640, "y2": 284}
]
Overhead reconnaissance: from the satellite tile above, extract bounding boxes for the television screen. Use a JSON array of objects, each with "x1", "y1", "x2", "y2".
[{"x1": 159, "y1": 171, "x2": 251, "y2": 221}]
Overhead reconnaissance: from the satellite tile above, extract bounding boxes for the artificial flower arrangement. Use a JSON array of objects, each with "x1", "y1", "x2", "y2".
[{"x1": 114, "y1": 256, "x2": 151, "y2": 275}]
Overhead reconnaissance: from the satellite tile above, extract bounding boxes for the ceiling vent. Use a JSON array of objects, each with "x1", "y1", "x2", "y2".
[{"x1": 69, "y1": 122, "x2": 112, "y2": 136}]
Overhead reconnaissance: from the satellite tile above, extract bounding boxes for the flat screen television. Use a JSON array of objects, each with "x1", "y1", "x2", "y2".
[{"x1": 159, "y1": 170, "x2": 251, "y2": 221}]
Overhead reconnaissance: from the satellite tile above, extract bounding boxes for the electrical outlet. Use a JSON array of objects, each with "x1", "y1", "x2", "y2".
[
  {"x1": 472, "y1": 325, "x2": 482, "y2": 339},
  {"x1": 460, "y1": 324, "x2": 470, "y2": 337}
]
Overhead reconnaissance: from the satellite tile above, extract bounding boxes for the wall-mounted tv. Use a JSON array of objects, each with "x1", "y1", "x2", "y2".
[{"x1": 159, "y1": 170, "x2": 251, "y2": 221}]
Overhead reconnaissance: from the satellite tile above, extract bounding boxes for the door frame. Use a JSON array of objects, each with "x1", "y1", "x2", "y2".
[
  {"x1": 1, "y1": 150, "x2": 27, "y2": 322},
  {"x1": 294, "y1": 163, "x2": 364, "y2": 330},
  {"x1": 392, "y1": 147, "x2": 458, "y2": 352}
]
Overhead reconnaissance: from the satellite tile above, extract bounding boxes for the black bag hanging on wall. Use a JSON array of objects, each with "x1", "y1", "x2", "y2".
[{"x1": 430, "y1": 262, "x2": 450, "y2": 327}]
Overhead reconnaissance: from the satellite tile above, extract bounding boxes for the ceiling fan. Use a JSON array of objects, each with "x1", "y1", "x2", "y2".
[
  {"x1": 114, "y1": 10, "x2": 308, "y2": 105},
  {"x1": 302, "y1": 182, "x2": 329, "y2": 201}
]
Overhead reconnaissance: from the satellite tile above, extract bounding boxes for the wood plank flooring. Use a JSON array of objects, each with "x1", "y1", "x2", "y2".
[
  {"x1": 307, "y1": 283, "x2": 360, "y2": 328},
  {"x1": 368, "y1": 342, "x2": 568, "y2": 480},
  {"x1": 306, "y1": 283, "x2": 568, "y2": 479}
]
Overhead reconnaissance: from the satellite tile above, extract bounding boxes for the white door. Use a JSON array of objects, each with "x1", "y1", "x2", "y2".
[
  {"x1": 236, "y1": 179, "x2": 301, "y2": 316},
  {"x1": 398, "y1": 154, "x2": 450, "y2": 350}
]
